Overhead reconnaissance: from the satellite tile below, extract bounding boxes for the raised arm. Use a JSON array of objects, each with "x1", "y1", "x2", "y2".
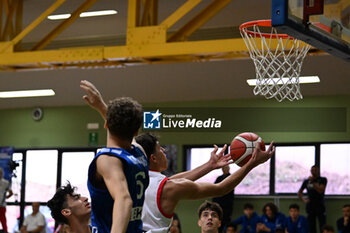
[
  {"x1": 97, "y1": 155, "x2": 133, "y2": 233},
  {"x1": 80, "y1": 80, "x2": 108, "y2": 119},
  {"x1": 163, "y1": 142, "x2": 274, "y2": 212},
  {"x1": 170, "y1": 144, "x2": 232, "y2": 181}
]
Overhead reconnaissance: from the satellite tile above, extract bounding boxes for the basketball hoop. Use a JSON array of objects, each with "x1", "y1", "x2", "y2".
[{"x1": 240, "y1": 20, "x2": 311, "y2": 102}]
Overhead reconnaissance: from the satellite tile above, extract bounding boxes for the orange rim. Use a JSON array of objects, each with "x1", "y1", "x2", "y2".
[{"x1": 240, "y1": 19, "x2": 292, "y2": 39}]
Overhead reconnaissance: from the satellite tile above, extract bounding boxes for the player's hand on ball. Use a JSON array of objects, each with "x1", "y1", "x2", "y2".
[{"x1": 249, "y1": 141, "x2": 275, "y2": 167}]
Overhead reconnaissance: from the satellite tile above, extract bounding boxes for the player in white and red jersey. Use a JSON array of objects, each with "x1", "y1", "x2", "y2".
[{"x1": 135, "y1": 133, "x2": 274, "y2": 233}]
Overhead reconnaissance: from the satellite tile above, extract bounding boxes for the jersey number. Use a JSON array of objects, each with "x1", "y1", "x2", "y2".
[{"x1": 135, "y1": 172, "x2": 146, "y2": 200}]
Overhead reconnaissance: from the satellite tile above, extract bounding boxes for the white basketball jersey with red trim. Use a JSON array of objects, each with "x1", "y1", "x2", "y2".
[{"x1": 142, "y1": 171, "x2": 174, "y2": 233}]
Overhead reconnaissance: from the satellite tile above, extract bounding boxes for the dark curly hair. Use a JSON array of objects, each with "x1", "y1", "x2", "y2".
[
  {"x1": 262, "y1": 202, "x2": 278, "y2": 218},
  {"x1": 106, "y1": 97, "x2": 143, "y2": 141},
  {"x1": 198, "y1": 200, "x2": 223, "y2": 221},
  {"x1": 47, "y1": 182, "x2": 76, "y2": 224},
  {"x1": 135, "y1": 133, "x2": 158, "y2": 161}
]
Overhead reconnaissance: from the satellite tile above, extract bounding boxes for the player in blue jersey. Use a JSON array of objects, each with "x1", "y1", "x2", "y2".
[
  {"x1": 232, "y1": 203, "x2": 260, "y2": 233},
  {"x1": 257, "y1": 203, "x2": 286, "y2": 233},
  {"x1": 285, "y1": 204, "x2": 308, "y2": 233},
  {"x1": 81, "y1": 80, "x2": 149, "y2": 233}
]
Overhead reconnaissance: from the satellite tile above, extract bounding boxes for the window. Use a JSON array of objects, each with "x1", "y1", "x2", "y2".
[
  {"x1": 25, "y1": 150, "x2": 58, "y2": 202},
  {"x1": 6, "y1": 205, "x2": 20, "y2": 233},
  {"x1": 61, "y1": 152, "x2": 95, "y2": 199},
  {"x1": 8, "y1": 153, "x2": 22, "y2": 203},
  {"x1": 186, "y1": 146, "x2": 270, "y2": 194},
  {"x1": 187, "y1": 147, "x2": 220, "y2": 183},
  {"x1": 233, "y1": 161, "x2": 270, "y2": 195},
  {"x1": 275, "y1": 146, "x2": 315, "y2": 193},
  {"x1": 321, "y1": 143, "x2": 350, "y2": 195}
]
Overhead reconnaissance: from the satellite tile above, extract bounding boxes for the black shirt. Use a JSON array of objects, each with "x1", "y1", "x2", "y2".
[
  {"x1": 300, "y1": 176, "x2": 327, "y2": 206},
  {"x1": 212, "y1": 173, "x2": 234, "y2": 207}
]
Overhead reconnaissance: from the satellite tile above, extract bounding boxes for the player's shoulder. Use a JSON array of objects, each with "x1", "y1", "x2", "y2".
[
  {"x1": 132, "y1": 140, "x2": 147, "y2": 158},
  {"x1": 167, "y1": 177, "x2": 189, "y2": 184},
  {"x1": 163, "y1": 178, "x2": 191, "y2": 191}
]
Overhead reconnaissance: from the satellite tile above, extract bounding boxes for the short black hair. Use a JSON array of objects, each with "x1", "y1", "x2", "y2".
[
  {"x1": 226, "y1": 222, "x2": 237, "y2": 231},
  {"x1": 135, "y1": 133, "x2": 158, "y2": 161},
  {"x1": 198, "y1": 201, "x2": 223, "y2": 221},
  {"x1": 262, "y1": 202, "x2": 278, "y2": 217},
  {"x1": 289, "y1": 203, "x2": 300, "y2": 210},
  {"x1": 322, "y1": 225, "x2": 334, "y2": 232},
  {"x1": 47, "y1": 182, "x2": 76, "y2": 224},
  {"x1": 106, "y1": 97, "x2": 143, "y2": 141},
  {"x1": 343, "y1": 204, "x2": 350, "y2": 208},
  {"x1": 244, "y1": 203, "x2": 254, "y2": 210}
]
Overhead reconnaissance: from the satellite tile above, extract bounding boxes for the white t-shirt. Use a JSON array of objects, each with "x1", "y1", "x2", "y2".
[
  {"x1": 23, "y1": 213, "x2": 46, "y2": 233},
  {"x1": 142, "y1": 171, "x2": 173, "y2": 233},
  {"x1": 0, "y1": 178, "x2": 10, "y2": 207}
]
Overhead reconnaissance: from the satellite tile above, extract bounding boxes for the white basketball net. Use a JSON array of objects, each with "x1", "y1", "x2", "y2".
[{"x1": 240, "y1": 21, "x2": 311, "y2": 102}]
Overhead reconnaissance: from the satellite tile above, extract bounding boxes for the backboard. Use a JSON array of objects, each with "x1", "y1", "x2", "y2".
[{"x1": 271, "y1": 0, "x2": 350, "y2": 62}]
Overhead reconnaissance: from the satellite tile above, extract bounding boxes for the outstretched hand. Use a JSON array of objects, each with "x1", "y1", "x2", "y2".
[
  {"x1": 209, "y1": 144, "x2": 233, "y2": 170},
  {"x1": 249, "y1": 141, "x2": 275, "y2": 167},
  {"x1": 80, "y1": 80, "x2": 107, "y2": 118}
]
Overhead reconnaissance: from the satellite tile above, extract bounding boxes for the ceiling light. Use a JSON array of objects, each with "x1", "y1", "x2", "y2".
[
  {"x1": 246, "y1": 76, "x2": 320, "y2": 86},
  {"x1": 48, "y1": 10, "x2": 117, "y2": 20},
  {"x1": 47, "y1": 14, "x2": 71, "y2": 20},
  {"x1": 80, "y1": 10, "x2": 117, "y2": 17},
  {"x1": 0, "y1": 89, "x2": 55, "y2": 98}
]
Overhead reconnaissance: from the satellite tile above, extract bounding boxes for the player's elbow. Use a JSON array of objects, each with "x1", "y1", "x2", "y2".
[
  {"x1": 124, "y1": 195, "x2": 133, "y2": 208},
  {"x1": 116, "y1": 193, "x2": 132, "y2": 209}
]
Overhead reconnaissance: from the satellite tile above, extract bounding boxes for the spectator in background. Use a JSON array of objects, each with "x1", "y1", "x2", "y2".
[
  {"x1": 285, "y1": 204, "x2": 309, "y2": 233},
  {"x1": 169, "y1": 213, "x2": 181, "y2": 233},
  {"x1": 0, "y1": 167, "x2": 13, "y2": 233},
  {"x1": 213, "y1": 165, "x2": 235, "y2": 233},
  {"x1": 197, "y1": 201, "x2": 223, "y2": 233},
  {"x1": 225, "y1": 222, "x2": 237, "y2": 233},
  {"x1": 232, "y1": 203, "x2": 260, "y2": 233},
  {"x1": 337, "y1": 204, "x2": 350, "y2": 233},
  {"x1": 322, "y1": 225, "x2": 335, "y2": 233},
  {"x1": 298, "y1": 165, "x2": 327, "y2": 233},
  {"x1": 257, "y1": 202, "x2": 285, "y2": 233},
  {"x1": 20, "y1": 202, "x2": 46, "y2": 233}
]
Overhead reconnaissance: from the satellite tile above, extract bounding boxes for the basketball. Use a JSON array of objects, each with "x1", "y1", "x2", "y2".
[{"x1": 230, "y1": 132, "x2": 265, "y2": 167}]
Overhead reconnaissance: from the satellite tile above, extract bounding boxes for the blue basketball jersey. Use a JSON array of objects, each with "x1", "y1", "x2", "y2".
[{"x1": 88, "y1": 145, "x2": 149, "y2": 233}]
